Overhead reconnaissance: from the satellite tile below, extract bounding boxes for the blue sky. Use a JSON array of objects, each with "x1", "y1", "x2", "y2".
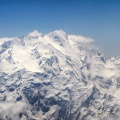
[{"x1": 0, "y1": 0, "x2": 120, "y2": 57}]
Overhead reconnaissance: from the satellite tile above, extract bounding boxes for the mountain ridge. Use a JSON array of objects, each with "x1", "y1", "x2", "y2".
[{"x1": 0, "y1": 30, "x2": 120, "y2": 120}]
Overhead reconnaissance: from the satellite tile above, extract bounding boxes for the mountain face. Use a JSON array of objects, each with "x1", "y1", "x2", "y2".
[{"x1": 0, "y1": 30, "x2": 120, "y2": 120}]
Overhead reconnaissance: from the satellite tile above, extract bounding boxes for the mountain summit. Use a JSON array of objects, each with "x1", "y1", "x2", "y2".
[{"x1": 0, "y1": 30, "x2": 120, "y2": 120}]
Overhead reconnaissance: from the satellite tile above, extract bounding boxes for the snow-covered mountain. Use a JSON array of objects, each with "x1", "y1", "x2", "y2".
[{"x1": 0, "y1": 30, "x2": 120, "y2": 120}]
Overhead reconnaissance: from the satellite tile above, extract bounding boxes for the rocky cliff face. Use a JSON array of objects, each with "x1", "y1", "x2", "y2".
[{"x1": 0, "y1": 30, "x2": 120, "y2": 120}]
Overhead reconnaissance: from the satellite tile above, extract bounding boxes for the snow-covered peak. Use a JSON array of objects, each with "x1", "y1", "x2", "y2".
[
  {"x1": 53, "y1": 29, "x2": 67, "y2": 38},
  {"x1": 44, "y1": 30, "x2": 68, "y2": 48},
  {"x1": 46, "y1": 29, "x2": 68, "y2": 40}
]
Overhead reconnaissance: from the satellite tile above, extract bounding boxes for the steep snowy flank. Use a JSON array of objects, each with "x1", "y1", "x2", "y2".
[{"x1": 0, "y1": 30, "x2": 120, "y2": 120}]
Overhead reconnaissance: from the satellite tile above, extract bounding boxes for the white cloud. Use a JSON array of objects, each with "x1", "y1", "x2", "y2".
[
  {"x1": 68, "y1": 35, "x2": 94, "y2": 43},
  {"x1": 0, "y1": 102, "x2": 30, "y2": 120}
]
